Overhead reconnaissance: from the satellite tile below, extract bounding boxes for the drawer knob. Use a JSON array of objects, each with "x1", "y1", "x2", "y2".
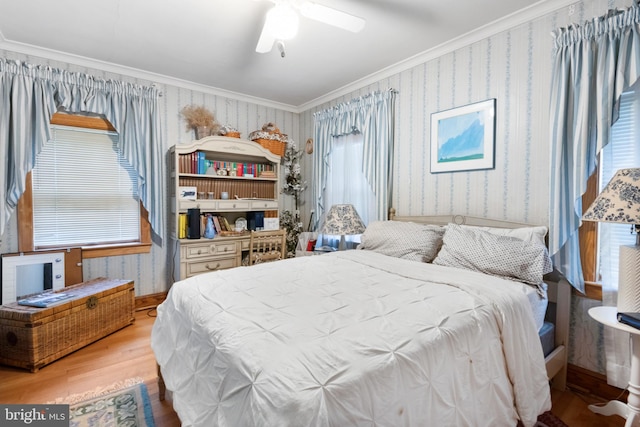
[
  {"x1": 197, "y1": 249, "x2": 202, "y2": 255},
  {"x1": 205, "y1": 263, "x2": 221, "y2": 271},
  {"x1": 223, "y1": 247, "x2": 228, "y2": 252}
]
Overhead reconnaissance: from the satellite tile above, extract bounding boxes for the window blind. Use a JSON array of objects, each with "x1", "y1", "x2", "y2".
[
  {"x1": 599, "y1": 91, "x2": 640, "y2": 284},
  {"x1": 32, "y1": 125, "x2": 140, "y2": 248}
]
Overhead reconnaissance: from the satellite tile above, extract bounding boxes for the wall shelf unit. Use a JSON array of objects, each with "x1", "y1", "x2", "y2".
[{"x1": 170, "y1": 136, "x2": 281, "y2": 280}]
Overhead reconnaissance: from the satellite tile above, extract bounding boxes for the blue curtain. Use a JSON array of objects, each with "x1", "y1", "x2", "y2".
[
  {"x1": 312, "y1": 89, "x2": 397, "y2": 227},
  {"x1": 549, "y1": 5, "x2": 640, "y2": 293},
  {"x1": 0, "y1": 59, "x2": 164, "y2": 240}
]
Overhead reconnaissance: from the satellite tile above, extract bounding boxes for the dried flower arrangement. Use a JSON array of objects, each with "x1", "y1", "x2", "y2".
[{"x1": 180, "y1": 105, "x2": 220, "y2": 137}]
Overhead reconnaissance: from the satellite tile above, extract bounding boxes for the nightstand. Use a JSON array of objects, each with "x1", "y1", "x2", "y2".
[{"x1": 588, "y1": 306, "x2": 640, "y2": 426}]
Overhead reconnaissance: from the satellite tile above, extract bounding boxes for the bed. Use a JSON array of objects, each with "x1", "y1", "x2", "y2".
[
  {"x1": 151, "y1": 214, "x2": 570, "y2": 427},
  {"x1": 387, "y1": 212, "x2": 570, "y2": 392}
]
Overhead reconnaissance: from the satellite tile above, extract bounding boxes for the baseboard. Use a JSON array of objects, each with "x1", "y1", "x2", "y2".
[
  {"x1": 135, "y1": 292, "x2": 167, "y2": 311},
  {"x1": 567, "y1": 363, "x2": 627, "y2": 401}
]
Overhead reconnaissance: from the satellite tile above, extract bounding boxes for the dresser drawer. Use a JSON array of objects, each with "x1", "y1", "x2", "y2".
[
  {"x1": 185, "y1": 242, "x2": 237, "y2": 259},
  {"x1": 250, "y1": 200, "x2": 278, "y2": 210},
  {"x1": 178, "y1": 200, "x2": 217, "y2": 211},
  {"x1": 186, "y1": 257, "x2": 237, "y2": 277},
  {"x1": 217, "y1": 200, "x2": 251, "y2": 211}
]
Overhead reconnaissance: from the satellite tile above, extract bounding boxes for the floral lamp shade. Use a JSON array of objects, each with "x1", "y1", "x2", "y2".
[
  {"x1": 583, "y1": 168, "x2": 640, "y2": 224},
  {"x1": 583, "y1": 168, "x2": 640, "y2": 313},
  {"x1": 321, "y1": 204, "x2": 366, "y2": 235}
]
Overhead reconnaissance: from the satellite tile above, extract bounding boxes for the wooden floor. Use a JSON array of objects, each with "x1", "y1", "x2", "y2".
[{"x1": 0, "y1": 308, "x2": 627, "y2": 426}]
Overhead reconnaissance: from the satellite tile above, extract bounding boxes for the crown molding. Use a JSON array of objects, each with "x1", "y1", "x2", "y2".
[
  {"x1": 298, "y1": 0, "x2": 576, "y2": 112},
  {"x1": 1, "y1": 0, "x2": 575, "y2": 114},
  {"x1": 0, "y1": 35, "x2": 299, "y2": 114}
]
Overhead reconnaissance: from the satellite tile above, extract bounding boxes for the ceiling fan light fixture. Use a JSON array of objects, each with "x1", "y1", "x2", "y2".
[
  {"x1": 299, "y1": 2, "x2": 365, "y2": 33},
  {"x1": 255, "y1": 0, "x2": 366, "y2": 54},
  {"x1": 266, "y1": 3, "x2": 299, "y2": 40}
]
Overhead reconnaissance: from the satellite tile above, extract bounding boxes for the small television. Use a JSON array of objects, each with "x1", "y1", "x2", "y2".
[{"x1": 1, "y1": 251, "x2": 65, "y2": 305}]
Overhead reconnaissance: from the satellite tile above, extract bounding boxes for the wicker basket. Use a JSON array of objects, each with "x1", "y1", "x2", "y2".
[
  {"x1": 249, "y1": 124, "x2": 288, "y2": 157},
  {"x1": 0, "y1": 278, "x2": 134, "y2": 372},
  {"x1": 254, "y1": 138, "x2": 286, "y2": 157},
  {"x1": 226, "y1": 131, "x2": 241, "y2": 138}
]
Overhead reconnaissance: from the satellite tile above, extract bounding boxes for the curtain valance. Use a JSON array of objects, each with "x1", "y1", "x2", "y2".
[
  {"x1": 0, "y1": 58, "x2": 164, "y2": 240},
  {"x1": 312, "y1": 89, "x2": 397, "y2": 225},
  {"x1": 549, "y1": 4, "x2": 640, "y2": 291}
]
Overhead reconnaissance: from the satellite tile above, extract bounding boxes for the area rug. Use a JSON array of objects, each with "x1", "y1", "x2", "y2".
[
  {"x1": 536, "y1": 411, "x2": 569, "y2": 427},
  {"x1": 49, "y1": 377, "x2": 155, "y2": 427},
  {"x1": 517, "y1": 411, "x2": 569, "y2": 427}
]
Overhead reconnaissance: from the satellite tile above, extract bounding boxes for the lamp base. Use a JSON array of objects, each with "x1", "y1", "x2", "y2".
[
  {"x1": 338, "y1": 235, "x2": 346, "y2": 251},
  {"x1": 617, "y1": 245, "x2": 640, "y2": 312}
]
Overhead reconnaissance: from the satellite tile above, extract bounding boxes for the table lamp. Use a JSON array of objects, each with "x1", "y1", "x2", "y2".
[
  {"x1": 583, "y1": 168, "x2": 640, "y2": 312},
  {"x1": 320, "y1": 204, "x2": 366, "y2": 250}
]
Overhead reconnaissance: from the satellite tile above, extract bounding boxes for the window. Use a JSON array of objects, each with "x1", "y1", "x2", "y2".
[
  {"x1": 597, "y1": 91, "x2": 640, "y2": 289},
  {"x1": 322, "y1": 133, "x2": 376, "y2": 247},
  {"x1": 18, "y1": 113, "x2": 151, "y2": 258},
  {"x1": 580, "y1": 90, "x2": 640, "y2": 298}
]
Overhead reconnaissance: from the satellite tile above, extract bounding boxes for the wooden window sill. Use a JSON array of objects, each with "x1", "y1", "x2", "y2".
[
  {"x1": 81, "y1": 243, "x2": 152, "y2": 259},
  {"x1": 574, "y1": 281, "x2": 602, "y2": 301}
]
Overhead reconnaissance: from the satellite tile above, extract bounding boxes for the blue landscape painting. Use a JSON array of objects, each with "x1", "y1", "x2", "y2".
[{"x1": 437, "y1": 111, "x2": 485, "y2": 163}]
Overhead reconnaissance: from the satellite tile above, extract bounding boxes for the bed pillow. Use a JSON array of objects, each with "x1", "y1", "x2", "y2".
[
  {"x1": 358, "y1": 221, "x2": 445, "y2": 262},
  {"x1": 433, "y1": 223, "x2": 553, "y2": 285},
  {"x1": 457, "y1": 223, "x2": 548, "y2": 245}
]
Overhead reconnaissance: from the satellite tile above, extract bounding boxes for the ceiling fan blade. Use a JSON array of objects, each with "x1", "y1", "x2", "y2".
[
  {"x1": 299, "y1": 1, "x2": 365, "y2": 33},
  {"x1": 256, "y1": 21, "x2": 276, "y2": 53}
]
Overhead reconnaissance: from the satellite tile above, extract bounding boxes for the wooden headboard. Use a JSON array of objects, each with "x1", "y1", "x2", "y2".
[
  {"x1": 387, "y1": 208, "x2": 570, "y2": 391},
  {"x1": 389, "y1": 208, "x2": 535, "y2": 229}
]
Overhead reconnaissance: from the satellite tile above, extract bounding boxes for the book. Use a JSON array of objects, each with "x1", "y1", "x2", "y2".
[
  {"x1": 212, "y1": 216, "x2": 222, "y2": 233},
  {"x1": 18, "y1": 292, "x2": 75, "y2": 308},
  {"x1": 199, "y1": 152, "x2": 206, "y2": 174},
  {"x1": 217, "y1": 215, "x2": 227, "y2": 231},
  {"x1": 178, "y1": 213, "x2": 187, "y2": 238},
  {"x1": 221, "y1": 216, "x2": 232, "y2": 232},
  {"x1": 617, "y1": 312, "x2": 640, "y2": 330}
]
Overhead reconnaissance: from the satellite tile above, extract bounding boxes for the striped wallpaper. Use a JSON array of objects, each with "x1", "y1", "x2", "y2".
[
  {"x1": 0, "y1": 50, "x2": 302, "y2": 298},
  {"x1": 301, "y1": 18, "x2": 556, "y2": 226},
  {"x1": 298, "y1": 0, "x2": 632, "y2": 375},
  {"x1": 0, "y1": 0, "x2": 632, "y2": 374}
]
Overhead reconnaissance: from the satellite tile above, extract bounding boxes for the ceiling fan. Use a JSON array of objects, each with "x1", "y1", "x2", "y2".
[{"x1": 255, "y1": 0, "x2": 366, "y2": 54}]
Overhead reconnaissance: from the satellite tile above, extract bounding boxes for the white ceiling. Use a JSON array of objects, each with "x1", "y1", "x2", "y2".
[{"x1": 0, "y1": 0, "x2": 568, "y2": 110}]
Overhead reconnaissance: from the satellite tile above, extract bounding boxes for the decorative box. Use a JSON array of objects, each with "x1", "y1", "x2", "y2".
[{"x1": 0, "y1": 278, "x2": 135, "y2": 372}]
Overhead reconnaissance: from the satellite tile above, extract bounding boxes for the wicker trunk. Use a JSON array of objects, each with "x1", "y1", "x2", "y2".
[{"x1": 0, "y1": 278, "x2": 135, "y2": 372}]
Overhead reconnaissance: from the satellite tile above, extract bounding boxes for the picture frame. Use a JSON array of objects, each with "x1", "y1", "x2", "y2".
[
  {"x1": 178, "y1": 186, "x2": 197, "y2": 200},
  {"x1": 430, "y1": 99, "x2": 496, "y2": 173}
]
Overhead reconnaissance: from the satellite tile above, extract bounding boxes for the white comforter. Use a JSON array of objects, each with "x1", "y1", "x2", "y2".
[{"x1": 152, "y1": 250, "x2": 551, "y2": 427}]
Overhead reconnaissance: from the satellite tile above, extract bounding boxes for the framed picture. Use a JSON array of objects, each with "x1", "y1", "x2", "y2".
[
  {"x1": 178, "y1": 186, "x2": 197, "y2": 200},
  {"x1": 430, "y1": 99, "x2": 496, "y2": 173}
]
